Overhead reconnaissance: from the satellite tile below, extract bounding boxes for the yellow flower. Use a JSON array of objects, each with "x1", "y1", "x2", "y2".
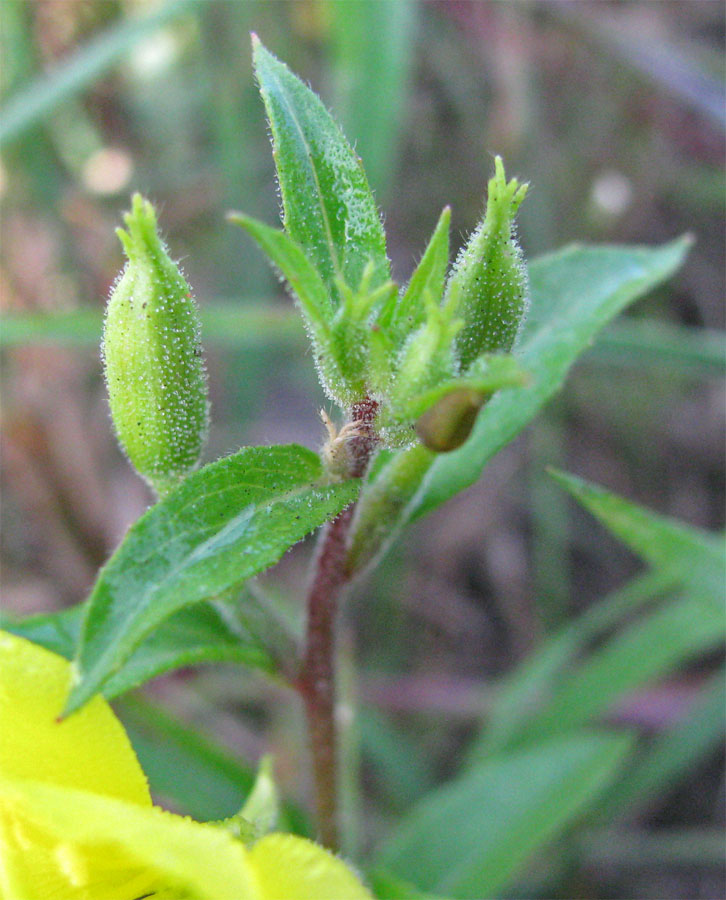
[{"x1": 0, "y1": 632, "x2": 370, "y2": 900}]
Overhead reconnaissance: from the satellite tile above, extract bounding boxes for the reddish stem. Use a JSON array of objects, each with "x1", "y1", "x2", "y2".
[{"x1": 297, "y1": 398, "x2": 378, "y2": 849}]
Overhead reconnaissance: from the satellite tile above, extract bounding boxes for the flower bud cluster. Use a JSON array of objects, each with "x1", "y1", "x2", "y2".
[{"x1": 241, "y1": 156, "x2": 528, "y2": 454}]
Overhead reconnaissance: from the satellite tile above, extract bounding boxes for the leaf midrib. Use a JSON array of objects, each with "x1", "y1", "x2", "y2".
[{"x1": 263, "y1": 60, "x2": 344, "y2": 289}]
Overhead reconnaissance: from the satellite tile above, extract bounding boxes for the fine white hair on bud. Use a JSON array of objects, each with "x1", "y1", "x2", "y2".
[{"x1": 103, "y1": 194, "x2": 209, "y2": 497}]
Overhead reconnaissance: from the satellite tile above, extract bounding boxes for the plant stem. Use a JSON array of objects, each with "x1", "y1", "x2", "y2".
[{"x1": 297, "y1": 398, "x2": 378, "y2": 850}]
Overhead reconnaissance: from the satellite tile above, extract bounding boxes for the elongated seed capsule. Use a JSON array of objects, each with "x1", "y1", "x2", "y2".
[{"x1": 103, "y1": 194, "x2": 208, "y2": 497}]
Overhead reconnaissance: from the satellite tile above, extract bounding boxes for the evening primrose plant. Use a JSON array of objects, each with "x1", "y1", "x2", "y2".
[{"x1": 3, "y1": 36, "x2": 694, "y2": 898}]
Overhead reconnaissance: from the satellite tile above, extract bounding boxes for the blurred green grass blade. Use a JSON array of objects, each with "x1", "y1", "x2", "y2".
[
  {"x1": 576, "y1": 827, "x2": 726, "y2": 868},
  {"x1": 520, "y1": 593, "x2": 725, "y2": 744},
  {"x1": 529, "y1": 408, "x2": 570, "y2": 629},
  {"x1": 588, "y1": 320, "x2": 726, "y2": 376},
  {"x1": 369, "y1": 869, "x2": 449, "y2": 900},
  {"x1": 0, "y1": 0, "x2": 196, "y2": 147},
  {"x1": 0, "y1": 304, "x2": 304, "y2": 348},
  {"x1": 412, "y1": 237, "x2": 692, "y2": 520},
  {"x1": 359, "y1": 708, "x2": 435, "y2": 808},
  {"x1": 550, "y1": 469, "x2": 726, "y2": 598},
  {"x1": 117, "y1": 695, "x2": 256, "y2": 821},
  {"x1": 468, "y1": 568, "x2": 678, "y2": 762},
  {"x1": 376, "y1": 732, "x2": 633, "y2": 898},
  {"x1": 331, "y1": 0, "x2": 416, "y2": 199},
  {"x1": 595, "y1": 669, "x2": 726, "y2": 821}
]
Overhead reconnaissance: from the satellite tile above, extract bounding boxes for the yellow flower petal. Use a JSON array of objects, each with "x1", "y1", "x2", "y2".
[
  {"x1": 0, "y1": 776, "x2": 261, "y2": 900},
  {"x1": 0, "y1": 632, "x2": 372, "y2": 900},
  {"x1": 0, "y1": 631, "x2": 150, "y2": 807},
  {"x1": 250, "y1": 833, "x2": 372, "y2": 900}
]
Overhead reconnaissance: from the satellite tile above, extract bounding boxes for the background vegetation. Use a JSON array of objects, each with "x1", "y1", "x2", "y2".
[{"x1": 1, "y1": 2, "x2": 724, "y2": 898}]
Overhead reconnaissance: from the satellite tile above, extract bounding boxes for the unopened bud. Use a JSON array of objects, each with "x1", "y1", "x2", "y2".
[{"x1": 103, "y1": 194, "x2": 208, "y2": 496}]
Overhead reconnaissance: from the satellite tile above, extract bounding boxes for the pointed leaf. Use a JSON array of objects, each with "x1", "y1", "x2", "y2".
[
  {"x1": 252, "y1": 37, "x2": 389, "y2": 303},
  {"x1": 550, "y1": 469, "x2": 725, "y2": 599},
  {"x1": 0, "y1": 589, "x2": 298, "y2": 701},
  {"x1": 66, "y1": 444, "x2": 358, "y2": 714},
  {"x1": 519, "y1": 592, "x2": 725, "y2": 744},
  {"x1": 387, "y1": 206, "x2": 451, "y2": 337},
  {"x1": 228, "y1": 213, "x2": 332, "y2": 328},
  {"x1": 376, "y1": 733, "x2": 632, "y2": 898}
]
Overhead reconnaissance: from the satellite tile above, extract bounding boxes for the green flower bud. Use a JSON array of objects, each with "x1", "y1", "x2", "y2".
[
  {"x1": 103, "y1": 194, "x2": 208, "y2": 497},
  {"x1": 446, "y1": 156, "x2": 528, "y2": 370}
]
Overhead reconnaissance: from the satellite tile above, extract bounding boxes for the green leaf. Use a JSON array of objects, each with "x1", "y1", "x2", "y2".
[
  {"x1": 412, "y1": 237, "x2": 692, "y2": 518},
  {"x1": 549, "y1": 469, "x2": 725, "y2": 599},
  {"x1": 595, "y1": 668, "x2": 726, "y2": 821},
  {"x1": 376, "y1": 732, "x2": 632, "y2": 898},
  {"x1": 0, "y1": 603, "x2": 84, "y2": 661},
  {"x1": 252, "y1": 36, "x2": 389, "y2": 304},
  {"x1": 65, "y1": 444, "x2": 358, "y2": 714},
  {"x1": 387, "y1": 206, "x2": 451, "y2": 338},
  {"x1": 227, "y1": 214, "x2": 333, "y2": 329},
  {"x1": 518, "y1": 593, "x2": 724, "y2": 745},
  {"x1": 119, "y1": 696, "x2": 257, "y2": 821},
  {"x1": 0, "y1": 588, "x2": 299, "y2": 701},
  {"x1": 468, "y1": 568, "x2": 677, "y2": 761}
]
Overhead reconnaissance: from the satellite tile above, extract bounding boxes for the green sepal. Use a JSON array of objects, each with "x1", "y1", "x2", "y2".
[
  {"x1": 411, "y1": 355, "x2": 527, "y2": 452},
  {"x1": 228, "y1": 212, "x2": 354, "y2": 405},
  {"x1": 446, "y1": 156, "x2": 528, "y2": 369},
  {"x1": 387, "y1": 206, "x2": 451, "y2": 339},
  {"x1": 103, "y1": 194, "x2": 209, "y2": 497},
  {"x1": 327, "y1": 269, "x2": 399, "y2": 405},
  {"x1": 380, "y1": 290, "x2": 463, "y2": 445},
  {"x1": 407, "y1": 354, "x2": 526, "y2": 422},
  {"x1": 211, "y1": 756, "x2": 280, "y2": 845},
  {"x1": 227, "y1": 213, "x2": 333, "y2": 328}
]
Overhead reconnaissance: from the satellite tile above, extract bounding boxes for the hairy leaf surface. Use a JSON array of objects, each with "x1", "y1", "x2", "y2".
[{"x1": 65, "y1": 444, "x2": 358, "y2": 713}]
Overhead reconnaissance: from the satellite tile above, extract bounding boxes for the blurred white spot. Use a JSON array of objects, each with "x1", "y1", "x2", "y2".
[
  {"x1": 591, "y1": 171, "x2": 633, "y2": 217},
  {"x1": 82, "y1": 148, "x2": 133, "y2": 195},
  {"x1": 128, "y1": 29, "x2": 179, "y2": 80}
]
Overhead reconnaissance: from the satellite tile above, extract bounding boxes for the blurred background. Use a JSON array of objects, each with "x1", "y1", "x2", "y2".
[{"x1": 1, "y1": 2, "x2": 724, "y2": 898}]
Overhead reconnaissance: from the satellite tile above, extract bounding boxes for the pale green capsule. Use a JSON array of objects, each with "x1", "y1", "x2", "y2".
[{"x1": 103, "y1": 194, "x2": 208, "y2": 496}]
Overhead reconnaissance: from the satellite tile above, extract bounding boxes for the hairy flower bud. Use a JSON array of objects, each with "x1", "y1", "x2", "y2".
[
  {"x1": 103, "y1": 194, "x2": 208, "y2": 496},
  {"x1": 446, "y1": 156, "x2": 528, "y2": 370}
]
